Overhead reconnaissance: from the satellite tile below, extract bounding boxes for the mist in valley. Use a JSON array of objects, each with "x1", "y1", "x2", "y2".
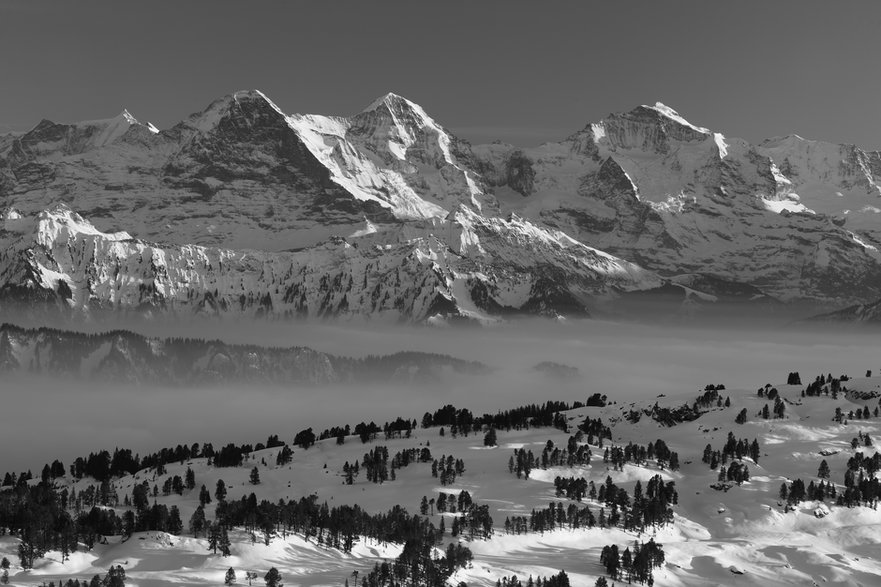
[{"x1": 2, "y1": 315, "x2": 880, "y2": 476}]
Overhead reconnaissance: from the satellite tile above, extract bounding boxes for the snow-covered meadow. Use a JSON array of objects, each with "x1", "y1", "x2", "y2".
[{"x1": 2, "y1": 320, "x2": 881, "y2": 585}]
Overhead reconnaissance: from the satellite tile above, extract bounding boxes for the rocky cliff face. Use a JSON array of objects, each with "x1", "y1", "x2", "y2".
[
  {"x1": 1, "y1": 92, "x2": 879, "y2": 319},
  {"x1": 472, "y1": 103, "x2": 881, "y2": 303},
  {"x1": 0, "y1": 204, "x2": 659, "y2": 322},
  {"x1": 757, "y1": 134, "x2": 881, "y2": 233}
]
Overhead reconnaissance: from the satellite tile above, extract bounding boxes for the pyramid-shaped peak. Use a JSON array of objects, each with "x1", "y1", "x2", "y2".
[
  {"x1": 356, "y1": 92, "x2": 444, "y2": 135},
  {"x1": 362, "y1": 92, "x2": 419, "y2": 113},
  {"x1": 225, "y1": 89, "x2": 286, "y2": 115},
  {"x1": 232, "y1": 88, "x2": 275, "y2": 104}
]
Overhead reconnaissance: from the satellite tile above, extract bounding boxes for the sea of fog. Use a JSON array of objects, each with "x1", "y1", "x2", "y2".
[{"x1": 1, "y1": 317, "x2": 880, "y2": 474}]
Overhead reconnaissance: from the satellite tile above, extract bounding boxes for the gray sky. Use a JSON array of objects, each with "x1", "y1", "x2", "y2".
[{"x1": 1, "y1": 1, "x2": 880, "y2": 148}]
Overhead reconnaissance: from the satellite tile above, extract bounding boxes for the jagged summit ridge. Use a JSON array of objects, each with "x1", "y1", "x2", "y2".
[{"x1": 2, "y1": 91, "x2": 881, "y2": 311}]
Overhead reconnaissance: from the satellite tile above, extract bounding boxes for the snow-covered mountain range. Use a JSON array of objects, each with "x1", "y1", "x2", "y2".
[{"x1": 2, "y1": 91, "x2": 880, "y2": 321}]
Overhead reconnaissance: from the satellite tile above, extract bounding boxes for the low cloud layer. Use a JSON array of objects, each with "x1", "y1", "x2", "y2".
[{"x1": 2, "y1": 318, "x2": 879, "y2": 475}]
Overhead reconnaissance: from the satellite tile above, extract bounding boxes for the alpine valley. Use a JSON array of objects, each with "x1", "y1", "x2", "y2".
[{"x1": 2, "y1": 90, "x2": 880, "y2": 324}]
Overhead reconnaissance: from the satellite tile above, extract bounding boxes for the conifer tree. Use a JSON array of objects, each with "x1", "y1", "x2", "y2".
[
  {"x1": 216, "y1": 479, "x2": 227, "y2": 501},
  {"x1": 220, "y1": 526, "x2": 232, "y2": 556},
  {"x1": 264, "y1": 567, "x2": 282, "y2": 587}
]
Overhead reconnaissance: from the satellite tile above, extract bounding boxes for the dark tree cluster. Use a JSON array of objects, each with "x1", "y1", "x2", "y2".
[
  {"x1": 355, "y1": 421, "x2": 382, "y2": 443},
  {"x1": 318, "y1": 425, "x2": 350, "y2": 442},
  {"x1": 838, "y1": 406, "x2": 881, "y2": 424},
  {"x1": 715, "y1": 461, "x2": 751, "y2": 487},
  {"x1": 422, "y1": 404, "x2": 475, "y2": 432},
  {"x1": 423, "y1": 401, "x2": 578, "y2": 435},
  {"x1": 293, "y1": 428, "x2": 316, "y2": 449},
  {"x1": 779, "y1": 478, "x2": 837, "y2": 506},
  {"x1": 431, "y1": 454, "x2": 465, "y2": 486},
  {"x1": 508, "y1": 448, "x2": 536, "y2": 479},
  {"x1": 648, "y1": 387, "x2": 730, "y2": 427},
  {"x1": 696, "y1": 385, "x2": 727, "y2": 407},
  {"x1": 787, "y1": 372, "x2": 802, "y2": 385},
  {"x1": 578, "y1": 417, "x2": 613, "y2": 446},
  {"x1": 362, "y1": 446, "x2": 390, "y2": 484},
  {"x1": 382, "y1": 417, "x2": 417, "y2": 440},
  {"x1": 535, "y1": 436, "x2": 592, "y2": 470},
  {"x1": 6, "y1": 565, "x2": 126, "y2": 587},
  {"x1": 0, "y1": 472, "x2": 195, "y2": 570},
  {"x1": 161, "y1": 474, "x2": 185, "y2": 496},
  {"x1": 600, "y1": 539, "x2": 665, "y2": 585},
  {"x1": 390, "y1": 447, "x2": 432, "y2": 472},
  {"x1": 550, "y1": 474, "x2": 676, "y2": 532},
  {"x1": 213, "y1": 444, "x2": 247, "y2": 468},
  {"x1": 318, "y1": 414, "x2": 418, "y2": 445},
  {"x1": 835, "y1": 450, "x2": 881, "y2": 508},
  {"x1": 357, "y1": 539, "x2": 473, "y2": 587},
  {"x1": 263, "y1": 435, "x2": 285, "y2": 449},
  {"x1": 214, "y1": 492, "x2": 443, "y2": 555},
  {"x1": 495, "y1": 570, "x2": 571, "y2": 587},
  {"x1": 702, "y1": 433, "x2": 761, "y2": 470},
  {"x1": 66, "y1": 443, "x2": 212, "y2": 483},
  {"x1": 506, "y1": 501, "x2": 597, "y2": 535},
  {"x1": 601, "y1": 439, "x2": 680, "y2": 471},
  {"x1": 433, "y1": 490, "x2": 472, "y2": 515},
  {"x1": 758, "y1": 397, "x2": 786, "y2": 420},
  {"x1": 449, "y1": 502, "x2": 493, "y2": 540},
  {"x1": 850, "y1": 431, "x2": 874, "y2": 449},
  {"x1": 757, "y1": 385, "x2": 778, "y2": 400},
  {"x1": 801, "y1": 373, "x2": 844, "y2": 398},
  {"x1": 342, "y1": 461, "x2": 360, "y2": 485},
  {"x1": 358, "y1": 446, "x2": 434, "y2": 484},
  {"x1": 275, "y1": 444, "x2": 294, "y2": 466}
]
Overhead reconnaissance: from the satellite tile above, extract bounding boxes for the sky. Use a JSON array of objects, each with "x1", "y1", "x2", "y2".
[{"x1": 1, "y1": 1, "x2": 880, "y2": 148}]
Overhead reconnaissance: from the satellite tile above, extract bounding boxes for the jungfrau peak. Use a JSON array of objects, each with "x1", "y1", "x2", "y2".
[
  {"x1": 1, "y1": 90, "x2": 881, "y2": 321},
  {"x1": 472, "y1": 101, "x2": 881, "y2": 303}
]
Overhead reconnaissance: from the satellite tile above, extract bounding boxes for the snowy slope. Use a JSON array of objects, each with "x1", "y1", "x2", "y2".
[
  {"x1": 4, "y1": 370, "x2": 881, "y2": 586},
  {"x1": 472, "y1": 103, "x2": 881, "y2": 304},
  {"x1": 758, "y1": 134, "x2": 881, "y2": 233},
  {"x1": 0, "y1": 205, "x2": 660, "y2": 322}
]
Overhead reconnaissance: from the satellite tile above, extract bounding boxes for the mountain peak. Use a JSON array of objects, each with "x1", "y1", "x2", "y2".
[
  {"x1": 356, "y1": 92, "x2": 443, "y2": 136},
  {"x1": 231, "y1": 88, "x2": 276, "y2": 105},
  {"x1": 361, "y1": 92, "x2": 417, "y2": 114},
  {"x1": 643, "y1": 102, "x2": 710, "y2": 134},
  {"x1": 184, "y1": 89, "x2": 287, "y2": 133}
]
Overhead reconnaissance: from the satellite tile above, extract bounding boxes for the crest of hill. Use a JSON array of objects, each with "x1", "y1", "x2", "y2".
[{"x1": 0, "y1": 323, "x2": 490, "y2": 385}]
